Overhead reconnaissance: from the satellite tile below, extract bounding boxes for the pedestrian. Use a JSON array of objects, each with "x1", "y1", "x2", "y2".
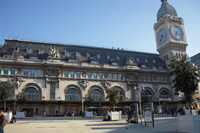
[
  {"x1": 126, "y1": 108, "x2": 131, "y2": 123},
  {"x1": 196, "y1": 107, "x2": 199, "y2": 115},
  {"x1": 10, "y1": 114, "x2": 17, "y2": 123},
  {"x1": 0, "y1": 110, "x2": 7, "y2": 133}
]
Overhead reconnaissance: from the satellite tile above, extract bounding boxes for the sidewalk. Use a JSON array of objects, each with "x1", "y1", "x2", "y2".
[{"x1": 4, "y1": 115, "x2": 199, "y2": 133}]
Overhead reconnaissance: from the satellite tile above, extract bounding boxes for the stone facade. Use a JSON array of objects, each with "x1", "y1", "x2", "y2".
[{"x1": 0, "y1": 39, "x2": 173, "y2": 116}]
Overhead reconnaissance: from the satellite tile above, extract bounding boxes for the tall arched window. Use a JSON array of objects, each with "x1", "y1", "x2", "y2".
[
  {"x1": 65, "y1": 88, "x2": 80, "y2": 101},
  {"x1": 141, "y1": 90, "x2": 153, "y2": 101},
  {"x1": 89, "y1": 88, "x2": 102, "y2": 101},
  {"x1": 25, "y1": 87, "x2": 40, "y2": 101},
  {"x1": 159, "y1": 90, "x2": 169, "y2": 99}
]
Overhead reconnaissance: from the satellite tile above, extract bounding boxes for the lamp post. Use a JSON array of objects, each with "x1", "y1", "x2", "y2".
[
  {"x1": 82, "y1": 97, "x2": 85, "y2": 117},
  {"x1": 14, "y1": 96, "x2": 16, "y2": 114},
  {"x1": 135, "y1": 86, "x2": 144, "y2": 125}
]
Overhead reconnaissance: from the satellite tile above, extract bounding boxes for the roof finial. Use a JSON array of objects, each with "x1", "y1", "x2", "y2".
[{"x1": 161, "y1": 0, "x2": 167, "y2": 3}]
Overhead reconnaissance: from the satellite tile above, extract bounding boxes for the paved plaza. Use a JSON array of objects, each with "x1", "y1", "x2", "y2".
[{"x1": 4, "y1": 115, "x2": 197, "y2": 133}]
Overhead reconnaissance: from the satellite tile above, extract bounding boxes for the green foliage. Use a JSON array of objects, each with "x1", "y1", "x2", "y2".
[
  {"x1": 169, "y1": 55, "x2": 199, "y2": 107},
  {"x1": 0, "y1": 80, "x2": 15, "y2": 100},
  {"x1": 16, "y1": 91, "x2": 26, "y2": 103},
  {"x1": 106, "y1": 87, "x2": 120, "y2": 105}
]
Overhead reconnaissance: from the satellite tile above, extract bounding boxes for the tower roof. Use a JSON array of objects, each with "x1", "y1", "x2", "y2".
[{"x1": 157, "y1": 0, "x2": 178, "y2": 21}]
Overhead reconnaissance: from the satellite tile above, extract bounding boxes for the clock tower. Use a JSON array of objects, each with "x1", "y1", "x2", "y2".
[{"x1": 154, "y1": 0, "x2": 188, "y2": 65}]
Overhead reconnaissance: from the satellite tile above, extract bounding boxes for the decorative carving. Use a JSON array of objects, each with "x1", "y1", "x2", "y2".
[
  {"x1": 101, "y1": 81, "x2": 111, "y2": 90},
  {"x1": 152, "y1": 83, "x2": 159, "y2": 99},
  {"x1": 47, "y1": 78, "x2": 59, "y2": 88},
  {"x1": 46, "y1": 69, "x2": 59, "y2": 76},
  {"x1": 78, "y1": 80, "x2": 89, "y2": 90},
  {"x1": 11, "y1": 77, "x2": 25, "y2": 89},
  {"x1": 82, "y1": 72, "x2": 86, "y2": 77},
  {"x1": 50, "y1": 47, "x2": 60, "y2": 59},
  {"x1": 127, "y1": 81, "x2": 138, "y2": 90},
  {"x1": 125, "y1": 55, "x2": 137, "y2": 66}
]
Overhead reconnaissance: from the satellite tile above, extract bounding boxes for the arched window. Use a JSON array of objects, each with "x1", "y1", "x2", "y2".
[
  {"x1": 159, "y1": 90, "x2": 169, "y2": 99},
  {"x1": 89, "y1": 88, "x2": 102, "y2": 101},
  {"x1": 141, "y1": 90, "x2": 153, "y2": 101},
  {"x1": 65, "y1": 88, "x2": 80, "y2": 101},
  {"x1": 25, "y1": 87, "x2": 40, "y2": 101}
]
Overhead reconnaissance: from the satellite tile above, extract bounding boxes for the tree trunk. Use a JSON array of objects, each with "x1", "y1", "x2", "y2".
[
  {"x1": 188, "y1": 101, "x2": 192, "y2": 114},
  {"x1": 4, "y1": 100, "x2": 6, "y2": 112}
]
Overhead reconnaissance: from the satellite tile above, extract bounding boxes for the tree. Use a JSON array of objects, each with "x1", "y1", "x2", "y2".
[
  {"x1": 0, "y1": 81, "x2": 15, "y2": 112},
  {"x1": 106, "y1": 87, "x2": 120, "y2": 111},
  {"x1": 169, "y1": 55, "x2": 199, "y2": 111},
  {"x1": 16, "y1": 91, "x2": 26, "y2": 104}
]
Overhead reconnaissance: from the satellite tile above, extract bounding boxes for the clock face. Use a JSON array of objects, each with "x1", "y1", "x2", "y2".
[
  {"x1": 171, "y1": 26, "x2": 183, "y2": 39},
  {"x1": 158, "y1": 29, "x2": 166, "y2": 43}
]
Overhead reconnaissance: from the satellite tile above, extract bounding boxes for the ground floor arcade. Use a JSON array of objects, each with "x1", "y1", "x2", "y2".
[{"x1": 0, "y1": 100, "x2": 184, "y2": 117}]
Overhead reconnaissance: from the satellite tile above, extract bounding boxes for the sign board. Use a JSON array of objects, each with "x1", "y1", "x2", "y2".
[
  {"x1": 144, "y1": 110, "x2": 152, "y2": 122},
  {"x1": 144, "y1": 103, "x2": 154, "y2": 127},
  {"x1": 158, "y1": 106, "x2": 162, "y2": 114}
]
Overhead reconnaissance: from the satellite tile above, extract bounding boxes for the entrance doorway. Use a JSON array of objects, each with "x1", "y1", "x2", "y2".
[
  {"x1": 49, "y1": 108, "x2": 55, "y2": 116},
  {"x1": 23, "y1": 108, "x2": 38, "y2": 117},
  {"x1": 65, "y1": 108, "x2": 79, "y2": 116}
]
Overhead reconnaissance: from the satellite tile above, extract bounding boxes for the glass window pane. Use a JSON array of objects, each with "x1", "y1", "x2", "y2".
[
  {"x1": 65, "y1": 88, "x2": 80, "y2": 101},
  {"x1": 112, "y1": 62, "x2": 118, "y2": 66},
  {"x1": 70, "y1": 71, "x2": 75, "y2": 78},
  {"x1": 89, "y1": 89, "x2": 102, "y2": 101},
  {"x1": 131, "y1": 87, "x2": 135, "y2": 100},
  {"x1": 88, "y1": 72, "x2": 91, "y2": 79},
  {"x1": 50, "y1": 84, "x2": 55, "y2": 100},
  {"x1": 114, "y1": 74, "x2": 118, "y2": 80},
  {"x1": 91, "y1": 60, "x2": 98, "y2": 64},
  {"x1": 30, "y1": 69, "x2": 35, "y2": 76},
  {"x1": 30, "y1": 56, "x2": 38, "y2": 59},
  {"x1": 93, "y1": 73, "x2": 97, "y2": 79},
  {"x1": 99, "y1": 73, "x2": 102, "y2": 79},
  {"x1": 119, "y1": 74, "x2": 123, "y2": 80},
  {"x1": 64, "y1": 71, "x2": 69, "y2": 78},
  {"x1": 109, "y1": 74, "x2": 112, "y2": 80},
  {"x1": 149, "y1": 76, "x2": 152, "y2": 81},
  {"x1": 25, "y1": 87, "x2": 39, "y2": 101},
  {"x1": 4, "y1": 54, "x2": 12, "y2": 58},
  {"x1": 4, "y1": 68, "x2": 8, "y2": 75},
  {"x1": 69, "y1": 59, "x2": 76, "y2": 63},
  {"x1": 76, "y1": 72, "x2": 80, "y2": 78},
  {"x1": 37, "y1": 70, "x2": 42, "y2": 76},
  {"x1": 24, "y1": 69, "x2": 29, "y2": 75},
  {"x1": 11, "y1": 68, "x2": 15, "y2": 75}
]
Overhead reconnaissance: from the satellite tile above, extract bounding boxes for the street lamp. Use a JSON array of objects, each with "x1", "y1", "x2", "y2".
[
  {"x1": 134, "y1": 86, "x2": 144, "y2": 125},
  {"x1": 82, "y1": 97, "x2": 85, "y2": 117}
]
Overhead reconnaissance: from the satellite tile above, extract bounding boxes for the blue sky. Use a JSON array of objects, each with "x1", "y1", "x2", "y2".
[{"x1": 0, "y1": 0, "x2": 200, "y2": 56}]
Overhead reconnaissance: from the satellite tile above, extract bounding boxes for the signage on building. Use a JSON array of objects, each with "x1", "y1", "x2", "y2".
[
  {"x1": 159, "y1": 98, "x2": 171, "y2": 101},
  {"x1": 65, "y1": 105, "x2": 79, "y2": 108}
]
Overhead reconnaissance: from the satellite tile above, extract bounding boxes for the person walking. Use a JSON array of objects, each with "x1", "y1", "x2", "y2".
[{"x1": 0, "y1": 110, "x2": 7, "y2": 133}]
